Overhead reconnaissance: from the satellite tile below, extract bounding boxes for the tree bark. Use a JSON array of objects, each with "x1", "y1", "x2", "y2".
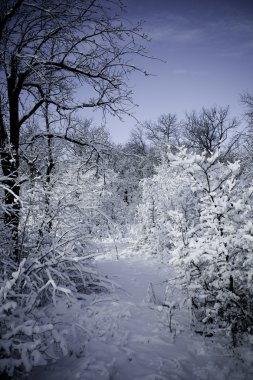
[{"x1": 0, "y1": 70, "x2": 21, "y2": 262}]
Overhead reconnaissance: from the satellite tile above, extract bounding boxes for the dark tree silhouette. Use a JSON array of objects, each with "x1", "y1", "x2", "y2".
[
  {"x1": 182, "y1": 106, "x2": 238, "y2": 156},
  {"x1": 0, "y1": 0, "x2": 149, "y2": 261}
]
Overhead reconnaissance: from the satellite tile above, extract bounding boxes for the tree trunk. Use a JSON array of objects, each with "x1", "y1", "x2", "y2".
[
  {"x1": 0, "y1": 73, "x2": 21, "y2": 262},
  {"x1": 1, "y1": 148, "x2": 21, "y2": 262},
  {"x1": 44, "y1": 101, "x2": 54, "y2": 232}
]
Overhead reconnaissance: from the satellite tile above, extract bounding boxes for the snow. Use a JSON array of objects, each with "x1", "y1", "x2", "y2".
[{"x1": 27, "y1": 243, "x2": 252, "y2": 380}]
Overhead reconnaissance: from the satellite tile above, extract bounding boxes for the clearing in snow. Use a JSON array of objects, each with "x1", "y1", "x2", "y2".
[{"x1": 28, "y1": 243, "x2": 253, "y2": 380}]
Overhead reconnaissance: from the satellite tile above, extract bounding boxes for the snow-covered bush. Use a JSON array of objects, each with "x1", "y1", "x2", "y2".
[
  {"x1": 136, "y1": 146, "x2": 253, "y2": 337},
  {"x1": 0, "y1": 252, "x2": 76, "y2": 379},
  {"x1": 0, "y1": 157, "x2": 111, "y2": 377},
  {"x1": 135, "y1": 154, "x2": 199, "y2": 256},
  {"x1": 169, "y1": 148, "x2": 253, "y2": 336},
  {"x1": 0, "y1": 260, "x2": 54, "y2": 377},
  {"x1": 0, "y1": 231, "x2": 97, "y2": 378}
]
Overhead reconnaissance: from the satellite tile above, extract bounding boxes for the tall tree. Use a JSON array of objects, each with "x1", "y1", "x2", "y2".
[
  {"x1": 182, "y1": 106, "x2": 238, "y2": 156},
  {"x1": 0, "y1": 0, "x2": 149, "y2": 261},
  {"x1": 142, "y1": 113, "x2": 179, "y2": 147},
  {"x1": 241, "y1": 92, "x2": 253, "y2": 126},
  {"x1": 241, "y1": 92, "x2": 253, "y2": 173}
]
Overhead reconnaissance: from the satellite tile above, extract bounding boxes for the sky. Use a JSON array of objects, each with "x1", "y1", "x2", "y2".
[{"x1": 97, "y1": 0, "x2": 253, "y2": 142}]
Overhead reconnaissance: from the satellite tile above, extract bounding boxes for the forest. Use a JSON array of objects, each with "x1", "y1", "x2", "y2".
[{"x1": 0, "y1": 0, "x2": 253, "y2": 379}]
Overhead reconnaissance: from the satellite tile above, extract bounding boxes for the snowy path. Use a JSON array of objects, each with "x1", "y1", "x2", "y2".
[{"x1": 28, "y1": 246, "x2": 252, "y2": 380}]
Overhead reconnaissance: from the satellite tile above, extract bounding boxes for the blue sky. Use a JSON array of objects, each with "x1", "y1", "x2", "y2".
[{"x1": 96, "y1": 0, "x2": 253, "y2": 142}]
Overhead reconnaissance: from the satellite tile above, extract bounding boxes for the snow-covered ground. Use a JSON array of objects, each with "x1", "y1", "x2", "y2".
[{"x1": 28, "y1": 243, "x2": 253, "y2": 380}]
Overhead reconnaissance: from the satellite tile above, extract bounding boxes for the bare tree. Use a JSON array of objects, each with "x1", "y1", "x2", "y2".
[
  {"x1": 240, "y1": 92, "x2": 253, "y2": 175},
  {"x1": 126, "y1": 113, "x2": 180, "y2": 165},
  {"x1": 241, "y1": 92, "x2": 253, "y2": 126},
  {"x1": 128, "y1": 125, "x2": 148, "y2": 155},
  {"x1": 0, "y1": 0, "x2": 149, "y2": 261},
  {"x1": 142, "y1": 113, "x2": 179, "y2": 147},
  {"x1": 182, "y1": 106, "x2": 238, "y2": 156}
]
